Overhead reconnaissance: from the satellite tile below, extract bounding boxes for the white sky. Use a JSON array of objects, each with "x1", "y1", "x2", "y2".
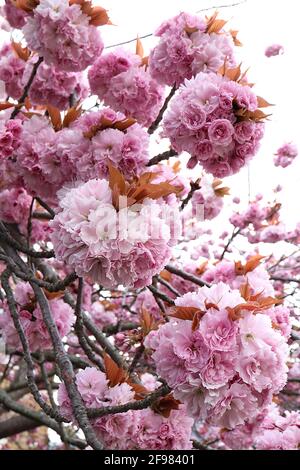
[
  {"x1": 97, "y1": 0, "x2": 300, "y2": 228},
  {"x1": 1, "y1": 0, "x2": 299, "y2": 228}
]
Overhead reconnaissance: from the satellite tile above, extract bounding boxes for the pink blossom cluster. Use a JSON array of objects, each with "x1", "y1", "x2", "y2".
[
  {"x1": 0, "y1": 187, "x2": 52, "y2": 243},
  {"x1": 202, "y1": 260, "x2": 275, "y2": 296},
  {"x1": 202, "y1": 260, "x2": 291, "y2": 338},
  {"x1": 25, "y1": 58, "x2": 89, "y2": 110},
  {"x1": 265, "y1": 44, "x2": 284, "y2": 58},
  {"x1": 0, "y1": 43, "x2": 26, "y2": 99},
  {"x1": 249, "y1": 224, "x2": 298, "y2": 245},
  {"x1": 229, "y1": 197, "x2": 269, "y2": 230},
  {"x1": 128, "y1": 406, "x2": 193, "y2": 450},
  {"x1": 23, "y1": 0, "x2": 104, "y2": 72},
  {"x1": 0, "y1": 282, "x2": 74, "y2": 352},
  {"x1": 12, "y1": 115, "x2": 65, "y2": 201},
  {"x1": 222, "y1": 404, "x2": 300, "y2": 450},
  {"x1": 229, "y1": 196, "x2": 300, "y2": 244},
  {"x1": 151, "y1": 163, "x2": 190, "y2": 205},
  {"x1": 0, "y1": 187, "x2": 31, "y2": 225},
  {"x1": 132, "y1": 290, "x2": 161, "y2": 321},
  {"x1": 3, "y1": 0, "x2": 28, "y2": 29},
  {"x1": 274, "y1": 142, "x2": 298, "y2": 168},
  {"x1": 10, "y1": 109, "x2": 149, "y2": 201},
  {"x1": 163, "y1": 72, "x2": 264, "y2": 177},
  {"x1": 258, "y1": 224, "x2": 288, "y2": 243},
  {"x1": 58, "y1": 366, "x2": 193, "y2": 449},
  {"x1": 149, "y1": 12, "x2": 236, "y2": 87},
  {"x1": 50, "y1": 178, "x2": 181, "y2": 289},
  {"x1": 88, "y1": 48, "x2": 140, "y2": 97},
  {"x1": 89, "y1": 48, "x2": 164, "y2": 127},
  {"x1": 73, "y1": 109, "x2": 150, "y2": 180},
  {"x1": 0, "y1": 119, "x2": 22, "y2": 159},
  {"x1": 0, "y1": 42, "x2": 89, "y2": 109},
  {"x1": 145, "y1": 282, "x2": 289, "y2": 428},
  {"x1": 191, "y1": 175, "x2": 224, "y2": 220}
]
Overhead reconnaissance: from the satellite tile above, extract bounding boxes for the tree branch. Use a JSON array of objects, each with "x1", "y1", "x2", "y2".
[
  {"x1": 87, "y1": 384, "x2": 171, "y2": 418},
  {"x1": 11, "y1": 57, "x2": 44, "y2": 119},
  {"x1": 148, "y1": 85, "x2": 177, "y2": 135},
  {"x1": 165, "y1": 265, "x2": 210, "y2": 287},
  {"x1": 147, "y1": 148, "x2": 178, "y2": 167}
]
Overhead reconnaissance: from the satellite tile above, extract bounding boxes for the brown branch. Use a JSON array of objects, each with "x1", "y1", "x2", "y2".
[
  {"x1": 74, "y1": 278, "x2": 104, "y2": 371},
  {"x1": 270, "y1": 276, "x2": 300, "y2": 284},
  {"x1": 82, "y1": 313, "x2": 126, "y2": 369},
  {"x1": 11, "y1": 57, "x2": 44, "y2": 119},
  {"x1": 8, "y1": 349, "x2": 91, "y2": 371},
  {"x1": 180, "y1": 179, "x2": 201, "y2": 210},
  {"x1": 156, "y1": 275, "x2": 180, "y2": 297},
  {"x1": 128, "y1": 344, "x2": 145, "y2": 374},
  {"x1": 0, "y1": 222, "x2": 54, "y2": 258},
  {"x1": 0, "y1": 390, "x2": 86, "y2": 448},
  {"x1": 1, "y1": 269, "x2": 67, "y2": 423},
  {"x1": 147, "y1": 148, "x2": 178, "y2": 167},
  {"x1": 103, "y1": 321, "x2": 139, "y2": 335},
  {"x1": 219, "y1": 228, "x2": 241, "y2": 260},
  {"x1": 87, "y1": 384, "x2": 171, "y2": 418},
  {"x1": 148, "y1": 284, "x2": 175, "y2": 305},
  {"x1": 196, "y1": 0, "x2": 247, "y2": 13},
  {"x1": 165, "y1": 265, "x2": 210, "y2": 287},
  {"x1": 0, "y1": 415, "x2": 41, "y2": 439},
  {"x1": 148, "y1": 85, "x2": 177, "y2": 135},
  {"x1": 104, "y1": 2, "x2": 247, "y2": 49},
  {"x1": 32, "y1": 211, "x2": 53, "y2": 220},
  {"x1": 0, "y1": 252, "x2": 77, "y2": 293},
  {"x1": 35, "y1": 197, "x2": 55, "y2": 219},
  {"x1": 29, "y1": 281, "x2": 104, "y2": 450}
]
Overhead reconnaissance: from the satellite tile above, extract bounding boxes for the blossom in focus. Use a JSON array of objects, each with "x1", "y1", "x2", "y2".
[
  {"x1": 145, "y1": 282, "x2": 289, "y2": 428},
  {"x1": 58, "y1": 366, "x2": 193, "y2": 450},
  {"x1": 0, "y1": 119, "x2": 23, "y2": 160},
  {"x1": 89, "y1": 49, "x2": 165, "y2": 127},
  {"x1": 163, "y1": 72, "x2": 265, "y2": 177},
  {"x1": 50, "y1": 178, "x2": 181, "y2": 289},
  {"x1": 149, "y1": 12, "x2": 236, "y2": 87},
  {"x1": 23, "y1": 0, "x2": 105, "y2": 72},
  {"x1": 25, "y1": 58, "x2": 89, "y2": 110}
]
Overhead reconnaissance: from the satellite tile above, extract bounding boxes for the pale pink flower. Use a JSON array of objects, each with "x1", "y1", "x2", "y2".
[{"x1": 23, "y1": 0, "x2": 104, "y2": 72}]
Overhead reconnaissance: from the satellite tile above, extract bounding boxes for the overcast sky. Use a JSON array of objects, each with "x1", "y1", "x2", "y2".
[
  {"x1": 97, "y1": 0, "x2": 300, "y2": 229},
  {"x1": 1, "y1": 0, "x2": 299, "y2": 231}
]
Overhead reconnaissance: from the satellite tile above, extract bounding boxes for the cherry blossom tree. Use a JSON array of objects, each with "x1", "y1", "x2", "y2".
[{"x1": 0, "y1": 0, "x2": 299, "y2": 451}]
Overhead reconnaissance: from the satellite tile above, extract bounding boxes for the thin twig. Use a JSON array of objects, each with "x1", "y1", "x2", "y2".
[
  {"x1": 147, "y1": 148, "x2": 178, "y2": 167},
  {"x1": 165, "y1": 265, "x2": 210, "y2": 287},
  {"x1": 87, "y1": 384, "x2": 171, "y2": 418},
  {"x1": 104, "y1": 1, "x2": 247, "y2": 49},
  {"x1": 1, "y1": 269, "x2": 67, "y2": 423},
  {"x1": 219, "y1": 228, "x2": 241, "y2": 261},
  {"x1": 148, "y1": 284, "x2": 175, "y2": 305},
  {"x1": 74, "y1": 278, "x2": 105, "y2": 371},
  {"x1": 155, "y1": 275, "x2": 180, "y2": 297},
  {"x1": 35, "y1": 197, "x2": 55, "y2": 218},
  {"x1": 148, "y1": 85, "x2": 177, "y2": 135},
  {"x1": 29, "y1": 281, "x2": 104, "y2": 449},
  {"x1": 180, "y1": 179, "x2": 201, "y2": 210},
  {"x1": 11, "y1": 57, "x2": 44, "y2": 119}
]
